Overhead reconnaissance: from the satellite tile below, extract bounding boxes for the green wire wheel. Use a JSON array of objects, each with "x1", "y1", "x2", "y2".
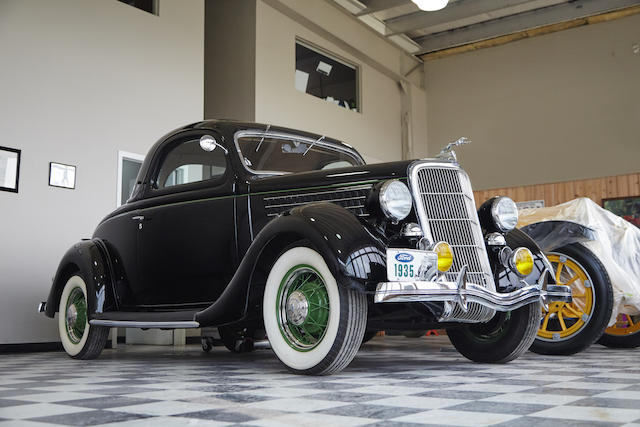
[
  {"x1": 57, "y1": 274, "x2": 109, "y2": 359},
  {"x1": 263, "y1": 245, "x2": 367, "y2": 375},
  {"x1": 276, "y1": 265, "x2": 331, "y2": 351}
]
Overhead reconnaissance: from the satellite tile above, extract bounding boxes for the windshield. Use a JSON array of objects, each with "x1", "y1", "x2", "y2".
[{"x1": 235, "y1": 131, "x2": 364, "y2": 174}]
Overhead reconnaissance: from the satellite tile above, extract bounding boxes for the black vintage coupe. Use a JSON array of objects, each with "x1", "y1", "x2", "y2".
[{"x1": 40, "y1": 120, "x2": 570, "y2": 375}]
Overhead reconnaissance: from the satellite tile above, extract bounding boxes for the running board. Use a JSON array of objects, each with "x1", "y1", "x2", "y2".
[{"x1": 89, "y1": 320, "x2": 200, "y2": 329}]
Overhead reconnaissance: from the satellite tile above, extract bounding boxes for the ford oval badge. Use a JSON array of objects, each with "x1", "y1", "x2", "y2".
[{"x1": 395, "y1": 253, "x2": 414, "y2": 263}]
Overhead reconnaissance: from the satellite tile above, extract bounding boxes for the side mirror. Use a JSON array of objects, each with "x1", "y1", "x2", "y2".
[{"x1": 200, "y1": 135, "x2": 228, "y2": 154}]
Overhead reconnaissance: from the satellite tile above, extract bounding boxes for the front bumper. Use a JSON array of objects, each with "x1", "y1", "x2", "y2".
[{"x1": 375, "y1": 267, "x2": 571, "y2": 312}]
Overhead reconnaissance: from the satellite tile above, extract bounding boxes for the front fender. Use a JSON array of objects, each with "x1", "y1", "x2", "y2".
[
  {"x1": 497, "y1": 228, "x2": 555, "y2": 290},
  {"x1": 194, "y1": 202, "x2": 385, "y2": 327},
  {"x1": 520, "y1": 220, "x2": 596, "y2": 252},
  {"x1": 44, "y1": 239, "x2": 116, "y2": 318}
]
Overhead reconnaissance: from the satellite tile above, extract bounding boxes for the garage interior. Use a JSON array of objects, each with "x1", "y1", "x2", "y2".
[{"x1": 1, "y1": 0, "x2": 639, "y2": 425}]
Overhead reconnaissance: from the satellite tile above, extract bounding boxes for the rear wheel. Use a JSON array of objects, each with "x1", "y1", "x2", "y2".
[
  {"x1": 58, "y1": 274, "x2": 108, "y2": 359},
  {"x1": 263, "y1": 245, "x2": 366, "y2": 375},
  {"x1": 599, "y1": 314, "x2": 640, "y2": 348},
  {"x1": 447, "y1": 302, "x2": 539, "y2": 363},
  {"x1": 531, "y1": 244, "x2": 613, "y2": 355}
]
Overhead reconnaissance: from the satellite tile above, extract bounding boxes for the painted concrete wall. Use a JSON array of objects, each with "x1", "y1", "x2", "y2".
[
  {"x1": 0, "y1": 0, "x2": 204, "y2": 344},
  {"x1": 204, "y1": 0, "x2": 256, "y2": 122},
  {"x1": 425, "y1": 14, "x2": 640, "y2": 190},
  {"x1": 254, "y1": 0, "x2": 427, "y2": 163}
]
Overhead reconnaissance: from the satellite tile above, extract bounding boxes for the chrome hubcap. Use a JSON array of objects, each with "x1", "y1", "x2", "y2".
[
  {"x1": 286, "y1": 290, "x2": 309, "y2": 326},
  {"x1": 66, "y1": 304, "x2": 78, "y2": 326}
]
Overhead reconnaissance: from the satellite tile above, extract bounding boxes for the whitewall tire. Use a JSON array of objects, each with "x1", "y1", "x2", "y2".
[
  {"x1": 58, "y1": 274, "x2": 108, "y2": 359},
  {"x1": 263, "y1": 246, "x2": 366, "y2": 375}
]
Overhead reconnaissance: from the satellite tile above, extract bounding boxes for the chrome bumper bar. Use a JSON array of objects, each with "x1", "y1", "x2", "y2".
[{"x1": 375, "y1": 268, "x2": 571, "y2": 312}]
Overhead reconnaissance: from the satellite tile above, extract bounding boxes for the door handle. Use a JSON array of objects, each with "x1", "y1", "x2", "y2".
[{"x1": 132, "y1": 216, "x2": 145, "y2": 221}]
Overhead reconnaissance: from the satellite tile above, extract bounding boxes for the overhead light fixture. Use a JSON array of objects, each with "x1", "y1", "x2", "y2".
[{"x1": 411, "y1": 0, "x2": 449, "y2": 11}]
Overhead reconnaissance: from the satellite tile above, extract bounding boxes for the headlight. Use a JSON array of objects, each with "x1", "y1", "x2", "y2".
[
  {"x1": 491, "y1": 196, "x2": 518, "y2": 232},
  {"x1": 433, "y1": 241, "x2": 453, "y2": 272},
  {"x1": 379, "y1": 180, "x2": 412, "y2": 222},
  {"x1": 511, "y1": 247, "x2": 534, "y2": 277}
]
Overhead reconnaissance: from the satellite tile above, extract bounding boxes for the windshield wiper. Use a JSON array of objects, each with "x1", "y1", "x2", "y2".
[
  {"x1": 255, "y1": 124, "x2": 271, "y2": 152},
  {"x1": 303, "y1": 135, "x2": 325, "y2": 156}
]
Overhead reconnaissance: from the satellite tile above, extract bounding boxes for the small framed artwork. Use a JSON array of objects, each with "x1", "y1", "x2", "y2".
[
  {"x1": 603, "y1": 196, "x2": 640, "y2": 229},
  {"x1": 0, "y1": 146, "x2": 21, "y2": 193},
  {"x1": 49, "y1": 162, "x2": 76, "y2": 189}
]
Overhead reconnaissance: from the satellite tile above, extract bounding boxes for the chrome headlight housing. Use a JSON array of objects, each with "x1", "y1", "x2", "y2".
[
  {"x1": 379, "y1": 180, "x2": 412, "y2": 222},
  {"x1": 491, "y1": 196, "x2": 519, "y2": 232}
]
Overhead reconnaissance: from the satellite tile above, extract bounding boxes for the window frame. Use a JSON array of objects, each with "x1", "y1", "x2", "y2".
[
  {"x1": 117, "y1": 0, "x2": 159, "y2": 16},
  {"x1": 117, "y1": 150, "x2": 145, "y2": 207},
  {"x1": 295, "y1": 38, "x2": 361, "y2": 113},
  {"x1": 147, "y1": 133, "x2": 231, "y2": 198}
]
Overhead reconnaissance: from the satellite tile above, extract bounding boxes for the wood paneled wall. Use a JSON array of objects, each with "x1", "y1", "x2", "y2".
[{"x1": 473, "y1": 172, "x2": 640, "y2": 208}]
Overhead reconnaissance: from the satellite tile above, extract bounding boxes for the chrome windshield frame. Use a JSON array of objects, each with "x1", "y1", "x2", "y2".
[{"x1": 233, "y1": 129, "x2": 365, "y2": 176}]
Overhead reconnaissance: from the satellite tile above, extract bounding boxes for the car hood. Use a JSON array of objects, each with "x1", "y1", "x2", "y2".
[{"x1": 248, "y1": 160, "x2": 416, "y2": 193}]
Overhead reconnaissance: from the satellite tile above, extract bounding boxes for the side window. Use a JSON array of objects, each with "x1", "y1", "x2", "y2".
[{"x1": 155, "y1": 138, "x2": 226, "y2": 190}]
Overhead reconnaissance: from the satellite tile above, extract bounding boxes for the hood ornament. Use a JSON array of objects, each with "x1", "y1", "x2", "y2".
[{"x1": 436, "y1": 137, "x2": 470, "y2": 162}]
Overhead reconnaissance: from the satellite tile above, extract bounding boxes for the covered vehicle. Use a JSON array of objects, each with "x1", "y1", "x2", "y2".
[
  {"x1": 39, "y1": 120, "x2": 569, "y2": 375},
  {"x1": 519, "y1": 197, "x2": 640, "y2": 353}
]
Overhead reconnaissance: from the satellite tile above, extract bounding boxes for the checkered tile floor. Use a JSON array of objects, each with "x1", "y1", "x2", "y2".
[{"x1": 1, "y1": 335, "x2": 640, "y2": 426}]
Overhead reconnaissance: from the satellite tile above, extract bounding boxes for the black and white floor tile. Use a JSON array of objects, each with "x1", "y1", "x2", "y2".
[{"x1": 1, "y1": 335, "x2": 639, "y2": 426}]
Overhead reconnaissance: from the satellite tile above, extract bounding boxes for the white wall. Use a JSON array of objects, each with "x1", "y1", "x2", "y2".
[
  {"x1": 0, "y1": 0, "x2": 204, "y2": 344},
  {"x1": 254, "y1": 0, "x2": 427, "y2": 163},
  {"x1": 425, "y1": 14, "x2": 640, "y2": 190}
]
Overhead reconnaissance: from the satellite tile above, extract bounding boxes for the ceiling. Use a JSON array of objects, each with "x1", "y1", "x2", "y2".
[{"x1": 333, "y1": 0, "x2": 640, "y2": 57}]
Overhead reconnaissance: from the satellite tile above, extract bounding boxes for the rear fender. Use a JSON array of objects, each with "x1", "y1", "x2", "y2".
[
  {"x1": 44, "y1": 239, "x2": 116, "y2": 318},
  {"x1": 194, "y1": 202, "x2": 385, "y2": 327}
]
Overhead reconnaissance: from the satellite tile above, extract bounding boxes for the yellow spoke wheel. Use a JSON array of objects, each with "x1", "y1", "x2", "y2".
[
  {"x1": 605, "y1": 314, "x2": 640, "y2": 336},
  {"x1": 599, "y1": 313, "x2": 640, "y2": 349},
  {"x1": 537, "y1": 253, "x2": 595, "y2": 341},
  {"x1": 530, "y1": 243, "x2": 613, "y2": 356}
]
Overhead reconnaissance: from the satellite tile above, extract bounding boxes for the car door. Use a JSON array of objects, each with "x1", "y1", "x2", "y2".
[{"x1": 134, "y1": 131, "x2": 237, "y2": 307}]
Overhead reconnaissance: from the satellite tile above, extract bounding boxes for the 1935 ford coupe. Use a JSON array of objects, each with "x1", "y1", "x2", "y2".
[{"x1": 40, "y1": 120, "x2": 571, "y2": 375}]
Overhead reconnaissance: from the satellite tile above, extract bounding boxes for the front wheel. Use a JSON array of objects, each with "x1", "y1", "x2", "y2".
[
  {"x1": 446, "y1": 302, "x2": 540, "y2": 363},
  {"x1": 531, "y1": 244, "x2": 613, "y2": 355},
  {"x1": 58, "y1": 274, "x2": 108, "y2": 359},
  {"x1": 599, "y1": 314, "x2": 640, "y2": 348},
  {"x1": 263, "y1": 245, "x2": 367, "y2": 375}
]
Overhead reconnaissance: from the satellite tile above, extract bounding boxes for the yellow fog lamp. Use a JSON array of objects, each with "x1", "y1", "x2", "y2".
[
  {"x1": 433, "y1": 241, "x2": 454, "y2": 273},
  {"x1": 511, "y1": 247, "x2": 534, "y2": 277}
]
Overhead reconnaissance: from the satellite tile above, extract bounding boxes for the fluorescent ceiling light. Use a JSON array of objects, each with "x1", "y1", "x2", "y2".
[{"x1": 411, "y1": 0, "x2": 449, "y2": 11}]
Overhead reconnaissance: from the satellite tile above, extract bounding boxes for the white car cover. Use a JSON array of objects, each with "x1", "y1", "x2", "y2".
[{"x1": 518, "y1": 197, "x2": 640, "y2": 325}]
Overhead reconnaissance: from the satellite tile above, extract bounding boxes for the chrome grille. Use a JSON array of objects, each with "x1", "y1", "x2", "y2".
[
  {"x1": 410, "y1": 162, "x2": 495, "y2": 322},
  {"x1": 263, "y1": 184, "x2": 371, "y2": 217}
]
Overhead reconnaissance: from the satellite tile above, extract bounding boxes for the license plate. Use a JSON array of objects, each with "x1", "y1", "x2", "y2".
[{"x1": 386, "y1": 249, "x2": 435, "y2": 282}]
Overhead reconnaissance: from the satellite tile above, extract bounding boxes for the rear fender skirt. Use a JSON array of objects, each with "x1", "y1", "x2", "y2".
[
  {"x1": 194, "y1": 202, "x2": 386, "y2": 327},
  {"x1": 520, "y1": 220, "x2": 596, "y2": 252},
  {"x1": 44, "y1": 239, "x2": 116, "y2": 318}
]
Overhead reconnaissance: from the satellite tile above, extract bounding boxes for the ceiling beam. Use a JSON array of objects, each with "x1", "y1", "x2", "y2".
[
  {"x1": 420, "y1": 4, "x2": 640, "y2": 60},
  {"x1": 386, "y1": 0, "x2": 555, "y2": 35},
  {"x1": 415, "y1": 0, "x2": 640, "y2": 54},
  {"x1": 355, "y1": 0, "x2": 410, "y2": 17}
]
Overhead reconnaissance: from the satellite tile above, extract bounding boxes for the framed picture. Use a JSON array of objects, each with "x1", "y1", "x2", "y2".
[
  {"x1": 0, "y1": 146, "x2": 21, "y2": 193},
  {"x1": 49, "y1": 162, "x2": 76, "y2": 189},
  {"x1": 602, "y1": 196, "x2": 640, "y2": 229}
]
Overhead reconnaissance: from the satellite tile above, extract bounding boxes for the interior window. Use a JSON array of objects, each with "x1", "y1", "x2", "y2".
[{"x1": 155, "y1": 139, "x2": 226, "y2": 189}]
